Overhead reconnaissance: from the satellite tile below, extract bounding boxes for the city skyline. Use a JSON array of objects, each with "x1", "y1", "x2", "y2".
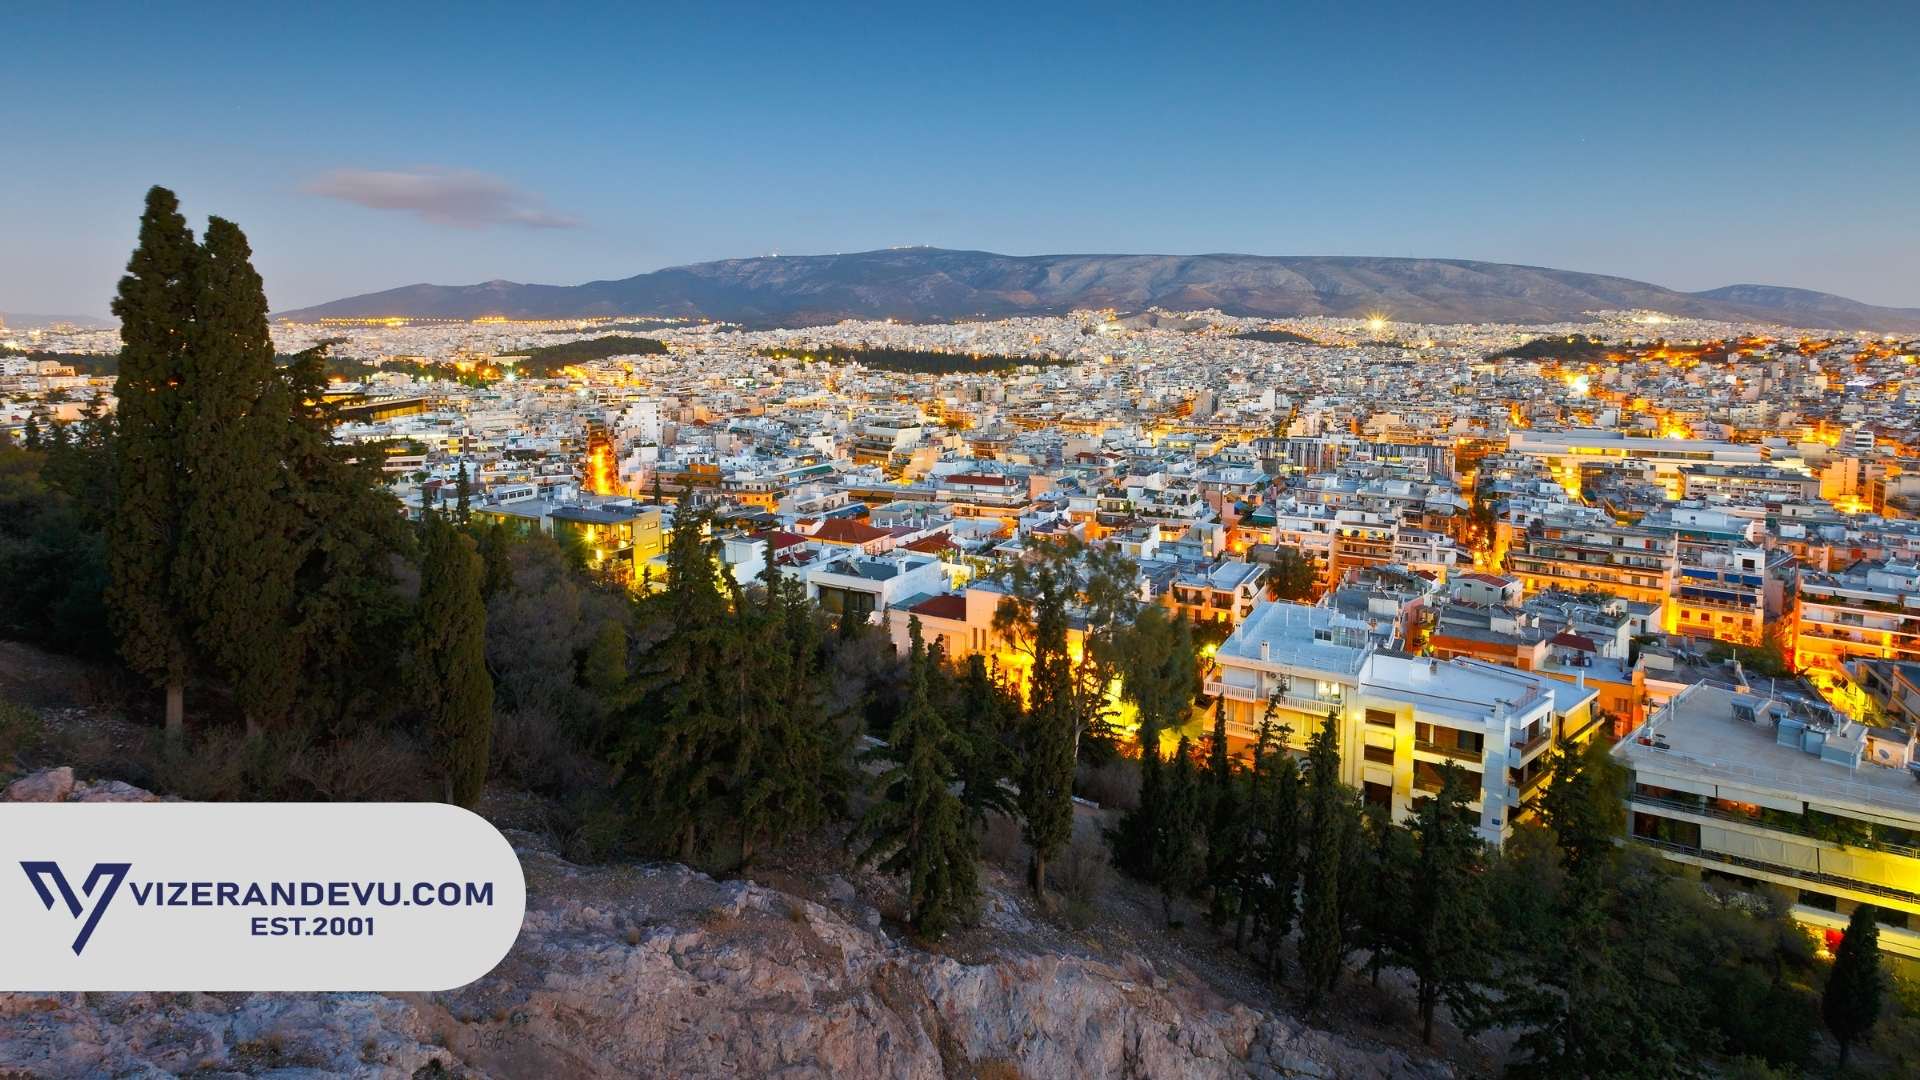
[{"x1": 4, "y1": 2, "x2": 1918, "y2": 315}]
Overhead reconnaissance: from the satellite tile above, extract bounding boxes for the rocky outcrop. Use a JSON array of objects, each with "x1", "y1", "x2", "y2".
[
  {"x1": 0, "y1": 778, "x2": 1450, "y2": 1079},
  {"x1": 2, "y1": 766, "x2": 158, "y2": 803}
]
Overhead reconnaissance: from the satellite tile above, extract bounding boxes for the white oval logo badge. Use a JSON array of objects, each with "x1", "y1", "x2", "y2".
[{"x1": 0, "y1": 803, "x2": 526, "y2": 991}]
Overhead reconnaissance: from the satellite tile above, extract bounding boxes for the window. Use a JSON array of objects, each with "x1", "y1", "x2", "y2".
[
  {"x1": 1364, "y1": 744, "x2": 1395, "y2": 765},
  {"x1": 1365, "y1": 708, "x2": 1396, "y2": 728}
]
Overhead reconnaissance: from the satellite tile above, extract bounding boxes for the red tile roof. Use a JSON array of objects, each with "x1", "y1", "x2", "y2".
[
  {"x1": 812, "y1": 517, "x2": 890, "y2": 544},
  {"x1": 908, "y1": 593, "x2": 969, "y2": 620},
  {"x1": 905, "y1": 534, "x2": 957, "y2": 554}
]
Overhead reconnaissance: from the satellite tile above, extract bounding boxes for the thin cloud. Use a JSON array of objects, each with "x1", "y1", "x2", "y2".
[{"x1": 302, "y1": 167, "x2": 581, "y2": 229}]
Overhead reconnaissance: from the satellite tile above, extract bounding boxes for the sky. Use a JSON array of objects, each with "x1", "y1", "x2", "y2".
[{"x1": 4, "y1": 1, "x2": 1917, "y2": 316}]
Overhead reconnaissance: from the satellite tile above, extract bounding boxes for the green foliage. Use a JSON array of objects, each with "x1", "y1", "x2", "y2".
[
  {"x1": 0, "y1": 700, "x2": 45, "y2": 779},
  {"x1": 1246, "y1": 714, "x2": 1300, "y2": 976},
  {"x1": 414, "y1": 512, "x2": 494, "y2": 807},
  {"x1": 1015, "y1": 571, "x2": 1079, "y2": 901},
  {"x1": 1538, "y1": 738, "x2": 1626, "y2": 885},
  {"x1": 176, "y1": 216, "x2": 300, "y2": 731},
  {"x1": 508, "y1": 335, "x2": 667, "y2": 376},
  {"x1": 1402, "y1": 765, "x2": 1492, "y2": 1043},
  {"x1": 856, "y1": 619, "x2": 979, "y2": 941},
  {"x1": 1299, "y1": 711, "x2": 1352, "y2": 1006},
  {"x1": 1202, "y1": 700, "x2": 1244, "y2": 929},
  {"x1": 1150, "y1": 735, "x2": 1203, "y2": 927},
  {"x1": 1266, "y1": 545, "x2": 1318, "y2": 601},
  {"x1": 0, "y1": 438, "x2": 113, "y2": 657},
  {"x1": 107, "y1": 186, "x2": 198, "y2": 708},
  {"x1": 1823, "y1": 904, "x2": 1883, "y2": 1068},
  {"x1": 755, "y1": 345, "x2": 1073, "y2": 375}
]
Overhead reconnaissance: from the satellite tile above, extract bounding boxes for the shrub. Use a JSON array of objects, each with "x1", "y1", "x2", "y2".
[
  {"x1": 0, "y1": 699, "x2": 44, "y2": 778},
  {"x1": 1075, "y1": 757, "x2": 1141, "y2": 811}
]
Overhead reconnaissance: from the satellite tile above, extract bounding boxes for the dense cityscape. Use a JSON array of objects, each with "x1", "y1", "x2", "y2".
[
  {"x1": 5, "y1": 4, "x2": 1918, "y2": 1076},
  {"x1": 4, "y1": 205, "x2": 1919, "y2": 1075}
]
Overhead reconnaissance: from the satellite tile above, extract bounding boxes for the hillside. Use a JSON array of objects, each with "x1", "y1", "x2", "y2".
[{"x1": 275, "y1": 249, "x2": 1920, "y2": 331}]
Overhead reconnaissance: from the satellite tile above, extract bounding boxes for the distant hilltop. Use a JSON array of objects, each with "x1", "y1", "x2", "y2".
[{"x1": 273, "y1": 249, "x2": 1920, "y2": 332}]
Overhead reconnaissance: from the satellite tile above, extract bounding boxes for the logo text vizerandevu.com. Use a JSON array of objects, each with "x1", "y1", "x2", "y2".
[{"x1": 21, "y1": 860, "x2": 495, "y2": 956}]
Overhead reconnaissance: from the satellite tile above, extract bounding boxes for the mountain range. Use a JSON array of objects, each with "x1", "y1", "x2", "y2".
[{"x1": 274, "y1": 249, "x2": 1920, "y2": 332}]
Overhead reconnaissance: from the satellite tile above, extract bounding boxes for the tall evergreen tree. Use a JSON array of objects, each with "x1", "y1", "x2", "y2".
[
  {"x1": 1822, "y1": 904, "x2": 1882, "y2": 1069},
  {"x1": 1405, "y1": 764, "x2": 1492, "y2": 1044},
  {"x1": 1539, "y1": 739, "x2": 1627, "y2": 885},
  {"x1": 1111, "y1": 606, "x2": 1198, "y2": 878},
  {"x1": 1015, "y1": 577, "x2": 1078, "y2": 903},
  {"x1": 1151, "y1": 734, "x2": 1203, "y2": 927},
  {"x1": 1249, "y1": 717, "x2": 1301, "y2": 976},
  {"x1": 176, "y1": 216, "x2": 298, "y2": 736},
  {"x1": 1203, "y1": 697, "x2": 1244, "y2": 929},
  {"x1": 273, "y1": 345, "x2": 410, "y2": 731},
  {"x1": 107, "y1": 186, "x2": 198, "y2": 739},
  {"x1": 857, "y1": 618, "x2": 978, "y2": 940},
  {"x1": 947, "y1": 653, "x2": 1019, "y2": 824},
  {"x1": 737, "y1": 554, "x2": 846, "y2": 862},
  {"x1": 1299, "y1": 710, "x2": 1349, "y2": 1007},
  {"x1": 615, "y1": 504, "x2": 742, "y2": 859},
  {"x1": 454, "y1": 462, "x2": 471, "y2": 524},
  {"x1": 20, "y1": 414, "x2": 41, "y2": 451},
  {"x1": 414, "y1": 511, "x2": 494, "y2": 807}
]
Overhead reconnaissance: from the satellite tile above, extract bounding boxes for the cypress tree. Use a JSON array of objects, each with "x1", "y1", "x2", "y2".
[
  {"x1": 454, "y1": 462, "x2": 471, "y2": 524},
  {"x1": 1406, "y1": 764, "x2": 1492, "y2": 1044},
  {"x1": 415, "y1": 511, "x2": 494, "y2": 807},
  {"x1": 20, "y1": 415, "x2": 40, "y2": 451},
  {"x1": 1016, "y1": 582, "x2": 1077, "y2": 904},
  {"x1": 1822, "y1": 904, "x2": 1882, "y2": 1069},
  {"x1": 1203, "y1": 697, "x2": 1243, "y2": 929},
  {"x1": 176, "y1": 216, "x2": 298, "y2": 737},
  {"x1": 857, "y1": 618, "x2": 978, "y2": 940},
  {"x1": 1250, "y1": 717, "x2": 1301, "y2": 976},
  {"x1": 948, "y1": 654, "x2": 1018, "y2": 823},
  {"x1": 1111, "y1": 606, "x2": 1197, "y2": 879},
  {"x1": 1152, "y1": 734, "x2": 1203, "y2": 927},
  {"x1": 476, "y1": 520, "x2": 514, "y2": 600},
  {"x1": 107, "y1": 186, "x2": 198, "y2": 739},
  {"x1": 1299, "y1": 710, "x2": 1349, "y2": 1007}
]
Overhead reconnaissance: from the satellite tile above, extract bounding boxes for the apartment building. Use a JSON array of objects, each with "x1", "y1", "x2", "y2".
[
  {"x1": 1208, "y1": 601, "x2": 1599, "y2": 846},
  {"x1": 1615, "y1": 683, "x2": 1920, "y2": 957},
  {"x1": 1502, "y1": 515, "x2": 1677, "y2": 609},
  {"x1": 1795, "y1": 560, "x2": 1920, "y2": 677}
]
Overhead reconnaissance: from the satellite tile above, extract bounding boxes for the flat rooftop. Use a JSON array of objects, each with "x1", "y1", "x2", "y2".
[{"x1": 1616, "y1": 683, "x2": 1920, "y2": 822}]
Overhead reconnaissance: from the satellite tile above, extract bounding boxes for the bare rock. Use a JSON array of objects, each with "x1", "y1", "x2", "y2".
[
  {"x1": 3, "y1": 766, "x2": 74, "y2": 802},
  {"x1": 68, "y1": 779, "x2": 159, "y2": 803}
]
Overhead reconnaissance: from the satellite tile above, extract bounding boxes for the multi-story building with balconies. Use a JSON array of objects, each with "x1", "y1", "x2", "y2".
[
  {"x1": 1209, "y1": 601, "x2": 1599, "y2": 846},
  {"x1": 1614, "y1": 682, "x2": 1920, "y2": 957},
  {"x1": 1795, "y1": 560, "x2": 1920, "y2": 678}
]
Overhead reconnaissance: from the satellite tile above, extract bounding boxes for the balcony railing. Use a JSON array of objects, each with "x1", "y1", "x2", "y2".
[
  {"x1": 1629, "y1": 836, "x2": 1920, "y2": 906},
  {"x1": 1510, "y1": 730, "x2": 1550, "y2": 757},
  {"x1": 1414, "y1": 740, "x2": 1483, "y2": 764},
  {"x1": 1630, "y1": 793, "x2": 1920, "y2": 860}
]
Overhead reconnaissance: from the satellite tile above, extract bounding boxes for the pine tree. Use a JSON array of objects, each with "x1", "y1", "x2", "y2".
[
  {"x1": 1822, "y1": 904, "x2": 1882, "y2": 1069},
  {"x1": 1111, "y1": 607, "x2": 1197, "y2": 879},
  {"x1": 1299, "y1": 711, "x2": 1349, "y2": 1007},
  {"x1": 617, "y1": 504, "x2": 742, "y2": 859},
  {"x1": 857, "y1": 618, "x2": 978, "y2": 940},
  {"x1": 1539, "y1": 739, "x2": 1627, "y2": 885},
  {"x1": 737, "y1": 554, "x2": 846, "y2": 862},
  {"x1": 415, "y1": 511, "x2": 494, "y2": 807},
  {"x1": 476, "y1": 520, "x2": 515, "y2": 600},
  {"x1": 107, "y1": 186, "x2": 199, "y2": 739},
  {"x1": 275, "y1": 345, "x2": 410, "y2": 731},
  {"x1": 176, "y1": 216, "x2": 299, "y2": 737},
  {"x1": 20, "y1": 415, "x2": 40, "y2": 451},
  {"x1": 1406, "y1": 764, "x2": 1492, "y2": 1044}
]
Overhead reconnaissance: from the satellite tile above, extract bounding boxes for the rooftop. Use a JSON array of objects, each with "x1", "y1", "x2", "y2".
[{"x1": 1616, "y1": 683, "x2": 1920, "y2": 823}]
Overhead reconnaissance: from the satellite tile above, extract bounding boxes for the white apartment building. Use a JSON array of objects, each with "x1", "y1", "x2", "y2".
[
  {"x1": 1208, "y1": 601, "x2": 1599, "y2": 846},
  {"x1": 1615, "y1": 683, "x2": 1920, "y2": 957}
]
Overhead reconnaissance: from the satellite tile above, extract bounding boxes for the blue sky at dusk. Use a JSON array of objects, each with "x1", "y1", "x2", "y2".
[{"x1": 3, "y1": 1, "x2": 1916, "y2": 315}]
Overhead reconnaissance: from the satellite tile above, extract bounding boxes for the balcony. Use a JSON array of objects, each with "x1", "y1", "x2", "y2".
[
  {"x1": 1629, "y1": 836, "x2": 1920, "y2": 907},
  {"x1": 1510, "y1": 729, "x2": 1550, "y2": 757},
  {"x1": 1204, "y1": 678, "x2": 1261, "y2": 703},
  {"x1": 1414, "y1": 739, "x2": 1483, "y2": 764}
]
